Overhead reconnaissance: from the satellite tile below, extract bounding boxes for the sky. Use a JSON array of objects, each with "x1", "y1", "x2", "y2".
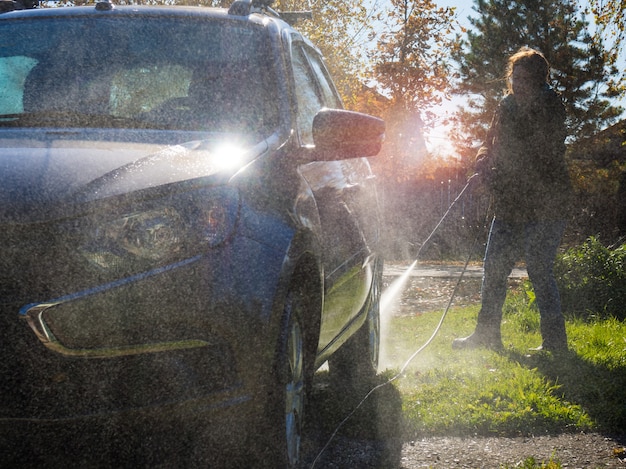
[{"x1": 424, "y1": 0, "x2": 475, "y2": 156}]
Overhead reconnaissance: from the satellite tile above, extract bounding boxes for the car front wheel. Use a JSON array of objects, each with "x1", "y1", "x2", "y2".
[{"x1": 261, "y1": 288, "x2": 310, "y2": 468}]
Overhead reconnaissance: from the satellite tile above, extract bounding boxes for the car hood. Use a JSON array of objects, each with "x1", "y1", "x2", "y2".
[{"x1": 0, "y1": 129, "x2": 267, "y2": 223}]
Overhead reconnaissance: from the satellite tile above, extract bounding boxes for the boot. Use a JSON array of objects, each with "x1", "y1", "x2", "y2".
[
  {"x1": 531, "y1": 315, "x2": 568, "y2": 353},
  {"x1": 452, "y1": 328, "x2": 503, "y2": 351}
]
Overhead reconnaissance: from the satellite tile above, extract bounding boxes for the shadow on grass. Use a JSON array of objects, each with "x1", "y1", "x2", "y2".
[
  {"x1": 301, "y1": 369, "x2": 404, "y2": 468},
  {"x1": 506, "y1": 348, "x2": 626, "y2": 439}
]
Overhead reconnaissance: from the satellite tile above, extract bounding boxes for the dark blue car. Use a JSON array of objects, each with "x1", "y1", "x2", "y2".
[{"x1": 0, "y1": 1, "x2": 384, "y2": 466}]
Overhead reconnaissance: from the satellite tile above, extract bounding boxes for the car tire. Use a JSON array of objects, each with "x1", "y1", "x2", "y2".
[
  {"x1": 263, "y1": 287, "x2": 310, "y2": 469},
  {"x1": 328, "y1": 263, "x2": 381, "y2": 393}
]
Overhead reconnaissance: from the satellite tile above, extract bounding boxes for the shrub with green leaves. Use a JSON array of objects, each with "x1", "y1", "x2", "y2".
[{"x1": 554, "y1": 237, "x2": 626, "y2": 320}]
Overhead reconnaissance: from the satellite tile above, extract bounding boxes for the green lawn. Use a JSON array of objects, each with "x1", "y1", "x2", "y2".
[{"x1": 379, "y1": 289, "x2": 626, "y2": 438}]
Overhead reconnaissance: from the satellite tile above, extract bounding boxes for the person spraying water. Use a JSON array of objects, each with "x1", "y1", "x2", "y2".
[{"x1": 453, "y1": 47, "x2": 573, "y2": 353}]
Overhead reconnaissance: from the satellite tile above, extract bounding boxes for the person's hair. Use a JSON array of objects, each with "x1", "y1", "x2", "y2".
[{"x1": 505, "y1": 47, "x2": 550, "y2": 93}]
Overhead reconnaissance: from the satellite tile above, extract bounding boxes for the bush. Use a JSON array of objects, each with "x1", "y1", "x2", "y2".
[{"x1": 554, "y1": 237, "x2": 626, "y2": 320}]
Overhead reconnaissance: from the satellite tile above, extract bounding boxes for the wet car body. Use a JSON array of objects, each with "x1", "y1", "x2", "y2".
[{"x1": 0, "y1": 1, "x2": 384, "y2": 466}]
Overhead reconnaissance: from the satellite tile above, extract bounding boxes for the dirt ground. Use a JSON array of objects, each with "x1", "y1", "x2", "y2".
[
  {"x1": 309, "y1": 432, "x2": 626, "y2": 468},
  {"x1": 303, "y1": 264, "x2": 626, "y2": 469}
]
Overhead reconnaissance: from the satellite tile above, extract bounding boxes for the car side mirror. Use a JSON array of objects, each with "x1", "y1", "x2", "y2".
[{"x1": 312, "y1": 109, "x2": 385, "y2": 160}]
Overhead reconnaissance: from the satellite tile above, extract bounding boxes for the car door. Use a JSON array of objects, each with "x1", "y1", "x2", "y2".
[{"x1": 290, "y1": 41, "x2": 377, "y2": 351}]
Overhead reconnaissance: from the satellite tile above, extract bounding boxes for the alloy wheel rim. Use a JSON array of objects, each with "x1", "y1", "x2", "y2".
[{"x1": 284, "y1": 317, "x2": 304, "y2": 466}]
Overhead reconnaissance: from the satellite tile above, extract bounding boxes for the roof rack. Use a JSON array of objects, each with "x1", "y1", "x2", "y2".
[
  {"x1": 0, "y1": 0, "x2": 38, "y2": 13},
  {"x1": 228, "y1": 0, "x2": 312, "y2": 25},
  {"x1": 228, "y1": 0, "x2": 274, "y2": 17},
  {"x1": 95, "y1": 0, "x2": 114, "y2": 11}
]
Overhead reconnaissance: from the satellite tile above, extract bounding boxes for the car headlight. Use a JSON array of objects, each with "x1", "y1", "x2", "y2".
[{"x1": 79, "y1": 186, "x2": 239, "y2": 274}]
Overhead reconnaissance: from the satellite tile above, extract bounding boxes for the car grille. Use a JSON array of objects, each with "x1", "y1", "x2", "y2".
[{"x1": 0, "y1": 300, "x2": 240, "y2": 419}]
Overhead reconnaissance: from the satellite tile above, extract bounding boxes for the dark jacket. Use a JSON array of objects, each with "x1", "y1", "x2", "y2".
[{"x1": 477, "y1": 85, "x2": 572, "y2": 222}]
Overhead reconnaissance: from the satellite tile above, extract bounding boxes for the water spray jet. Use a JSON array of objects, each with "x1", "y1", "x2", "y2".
[{"x1": 378, "y1": 259, "x2": 417, "y2": 371}]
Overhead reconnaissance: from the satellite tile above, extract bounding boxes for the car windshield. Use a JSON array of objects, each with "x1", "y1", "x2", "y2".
[{"x1": 0, "y1": 15, "x2": 279, "y2": 135}]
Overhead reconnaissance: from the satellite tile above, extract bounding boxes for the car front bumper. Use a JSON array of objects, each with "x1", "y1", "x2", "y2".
[{"x1": 0, "y1": 231, "x2": 291, "y2": 465}]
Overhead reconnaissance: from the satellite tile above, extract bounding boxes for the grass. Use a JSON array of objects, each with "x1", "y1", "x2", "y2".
[{"x1": 378, "y1": 287, "x2": 626, "y2": 439}]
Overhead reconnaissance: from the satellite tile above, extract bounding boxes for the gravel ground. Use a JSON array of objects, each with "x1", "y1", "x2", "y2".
[
  {"x1": 308, "y1": 433, "x2": 626, "y2": 468},
  {"x1": 301, "y1": 264, "x2": 626, "y2": 469},
  {"x1": 400, "y1": 433, "x2": 626, "y2": 468}
]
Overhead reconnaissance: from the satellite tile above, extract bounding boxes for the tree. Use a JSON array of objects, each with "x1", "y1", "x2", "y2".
[
  {"x1": 589, "y1": 0, "x2": 626, "y2": 32},
  {"x1": 585, "y1": 0, "x2": 626, "y2": 98},
  {"x1": 451, "y1": 0, "x2": 623, "y2": 157},
  {"x1": 369, "y1": 0, "x2": 460, "y2": 179}
]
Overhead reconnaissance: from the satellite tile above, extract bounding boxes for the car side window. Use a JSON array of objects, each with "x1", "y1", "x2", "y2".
[
  {"x1": 306, "y1": 51, "x2": 341, "y2": 110},
  {"x1": 291, "y1": 44, "x2": 342, "y2": 146},
  {"x1": 291, "y1": 45, "x2": 323, "y2": 145}
]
